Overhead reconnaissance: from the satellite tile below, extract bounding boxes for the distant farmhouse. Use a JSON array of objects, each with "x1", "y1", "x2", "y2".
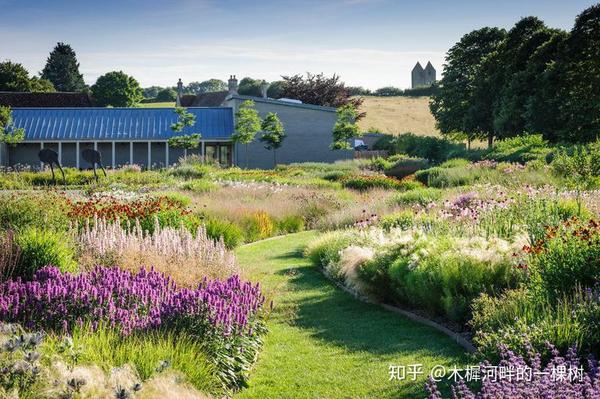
[
  {"x1": 411, "y1": 61, "x2": 436, "y2": 89},
  {"x1": 0, "y1": 76, "x2": 352, "y2": 170}
]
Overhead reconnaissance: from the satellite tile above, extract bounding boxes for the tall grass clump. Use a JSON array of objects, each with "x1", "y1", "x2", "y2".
[
  {"x1": 76, "y1": 217, "x2": 237, "y2": 283},
  {"x1": 16, "y1": 227, "x2": 77, "y2": 280},
  {"x1": 0, "y1": 192, "x2": 70, "y2": 231}
]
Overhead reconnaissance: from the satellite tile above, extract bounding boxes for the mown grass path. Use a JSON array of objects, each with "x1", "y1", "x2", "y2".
[{"x1": 235, "y1": 231, "x2": 468, "y2": 399}]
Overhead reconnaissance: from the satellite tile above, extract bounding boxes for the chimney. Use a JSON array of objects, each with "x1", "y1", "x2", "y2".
[
  {"x1": 228, "y1": 75, "x2": 238, "y2": 95},
  {"x1": 176, "y1": 78, "x2": 183, "y2": 107},
  {"x1": 260, "y1": 80, "x2": 269, "y2": 98}
]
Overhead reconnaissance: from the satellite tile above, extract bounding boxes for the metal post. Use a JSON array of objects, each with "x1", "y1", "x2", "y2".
[
  {"x1": 76, "y1": 142, "x2": 80, "y2": 169},
  {"x1": 111, "y1": 142, "x2": 116, "y2": 169},
  {"x1": 40, "y1": 142, "x2": 44, "y2": 169},
  {"x1": 201, "y1": 141, "x2": 205, "y2": 163},
  {"x1": 129, "y1": 142, "x2": 133, "y2": 165},
  {"x1": 147, "y1": 142, "x2": 151, "y2": 170},
  {"x1": 94, "y1": 141, "x2": 98, "y2": 151},
  {"x1": 58, "y1": 142, "x2": 62, "y2": 164},
  {"x1": 165, "y1": 141, "x2": 169, "y2": 167}
]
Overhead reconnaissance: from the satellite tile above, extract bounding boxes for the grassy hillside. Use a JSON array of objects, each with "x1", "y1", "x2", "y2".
[{"x1": 358, "y1": 96, "x2": 438, "y2": 136}]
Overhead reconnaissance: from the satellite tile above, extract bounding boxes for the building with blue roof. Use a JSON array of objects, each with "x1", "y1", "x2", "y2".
[{"x1": 0, "y1": 76, "x2": 353, "y2": 170}]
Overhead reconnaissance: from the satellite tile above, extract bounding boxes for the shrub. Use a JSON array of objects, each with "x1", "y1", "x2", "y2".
[
  {"x1": 426, "y1": 344, "x2": 600, "y2": 399},
  {"x1": 203, "y1": 218, "x2": 244, "y2": 249},
  {"x1": 471, "y1": 288, "x2": 600, "y2": 360},
  {"x1": 486, "y1": 134, "x2": 552, "y2": 163},
  {"x1": 390, "y1": 133, "x2": 469, "y2": 162},
  {"x1": 390, "y1": 187, "x2": 442, "y2": 206},
  {"x1": 526, "y1": 219, "x2": 599, "y2": 299},
  {"x1": 379, "y1": 210, "x2": 414, "y2": 231},
  {"x1": 341, "y1": 174, "x2": 404, "y2": 191},
  {"x1": 383, "y1": 156, "x2": 430, "y2": 179},
  {"x1": 241, "y1": 211, "x2": 275, "y2": 242},
  {"x1": 0, "y1": 192, "x2": 70, "y2": 231},
  {"x1": 168, "y1": 163, "x2": 210, "y2": 179},
  {"x1": 0, "y1": 267, "x2": 267, "y2": 390},
  {"x1": 438, "y1": 158, "x2": 470, "y2": 168},
  {"x1": 304, "y1": 230, "x2": 359, "y2": 269},
  {"x1": 15, "y1": 227, "x2": 77, "y2": 280},
  {"x1": 277, "y1": 215, "x2": 305, "y2": 234}
]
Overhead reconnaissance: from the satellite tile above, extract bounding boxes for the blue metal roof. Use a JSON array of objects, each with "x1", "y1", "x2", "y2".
[{"x1": 11, "y1": 107, "x2": 234, "y2": 141}]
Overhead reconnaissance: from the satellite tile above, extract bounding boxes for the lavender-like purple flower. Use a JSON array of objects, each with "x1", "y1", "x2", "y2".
[
  {"x1": 426, "y1": 344, "x2": 600, "y2": 398},
  {"x1": 0, "y1": 266, "x2": 265, "y2": 337}
]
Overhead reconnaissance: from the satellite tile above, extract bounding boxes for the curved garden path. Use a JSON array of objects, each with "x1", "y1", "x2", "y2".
[{"x1": 234, "y1": 231, "x2": 468, "y2": 399}]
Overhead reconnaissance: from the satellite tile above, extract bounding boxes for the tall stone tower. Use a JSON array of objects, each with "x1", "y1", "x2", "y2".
[
  {"x1": 411, "y1": 61, "x2": 436, "y2": 88},
  {"x1": 424, "y1": 62, "x2": 436, "y2": 85},
  {"x1": 411, "y1": 62, "x2": 425, "y2": 89}
]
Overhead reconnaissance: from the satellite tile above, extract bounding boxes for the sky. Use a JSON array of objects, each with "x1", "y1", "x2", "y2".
[{"x1": 0, "y1": 0, "x2": 597, "y2": 90}]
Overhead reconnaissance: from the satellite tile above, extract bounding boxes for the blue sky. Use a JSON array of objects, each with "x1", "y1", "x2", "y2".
[{"x1": 0, "y1": 0, "x2": 596, "y2": 89}]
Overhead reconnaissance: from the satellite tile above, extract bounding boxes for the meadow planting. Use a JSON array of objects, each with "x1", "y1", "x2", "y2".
[{"x1": 0, "y1": 134, "x2": 598, "y2": 397}]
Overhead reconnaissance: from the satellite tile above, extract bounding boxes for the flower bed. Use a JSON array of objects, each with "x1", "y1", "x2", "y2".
[{"x1": 0, "y1": 266, "x2": 267, "y2": 389}]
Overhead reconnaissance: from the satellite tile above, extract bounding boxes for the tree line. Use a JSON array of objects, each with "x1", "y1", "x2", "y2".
[{"x1": 430, "y1": 4, "x2": 600, "y2": 146}]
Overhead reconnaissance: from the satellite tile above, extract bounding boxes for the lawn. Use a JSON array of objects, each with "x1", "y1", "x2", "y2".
[{"x1": 234, "y1": 231, "x2": 468, "y2": 399}]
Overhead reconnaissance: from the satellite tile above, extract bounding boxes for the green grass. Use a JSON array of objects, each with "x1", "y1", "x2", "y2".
[{"x1": 234, "y1": 231, "x2": 468, "y2": 399}]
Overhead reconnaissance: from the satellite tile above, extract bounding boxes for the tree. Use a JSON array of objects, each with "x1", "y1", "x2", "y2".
[
  {"x1": 168, "y1": 107, "x2": 200, "y2": 159},
  {"x1": 267, "y1": 81, "x2": 285, "y2": 98},
  {"x1": 232, "y1": 100, "x2": 261, "y2": 168},
  {"x1": 558, "y1": 4, "x2": 600, "y2": 143},
  {"x1": 0, "y1": 106, "x2": 25, "y2": 146},
  {"x1": 374, "y1": 86, "x2": 403, "y2": 96},
  {"x1": 0, "y1": 61, "x2": 54, "y2": 92},
  {"x1": 430, "y1": 27, "x2": 506, "y2": 147},
  {"x1": 331, "y1": 104, "x2": 360, "y2": 150},
  {"x1": 41, "y1": 42, "x2": 85, "y2": 92},
  {"x1": 280, "y1": 73, "x2": 364, "y2": 117},
  {"x1": 156, "y1": 88, "x2": 177, "y2": 102},
  {"x1": 91, "y1": 71, "x2": 143, "y2": 107},
  {"x1": 260, "y1": 112, "x2": 286, "y2": 166},
  {"x1": 238, "y1": 77, "x2": 263, "y2": 97},
  {"x1": 347, "y1": 86, "x2": 372, "y2": 96},
  {"x1": 142, "y1": 86, "x2": 164, "y2": 99},
  {"x1": 186, "y1": 79, "x2": 227, "y2": 94},
  {"x1": 491, "y1": 17, "x2": 550, "y2": 140}
]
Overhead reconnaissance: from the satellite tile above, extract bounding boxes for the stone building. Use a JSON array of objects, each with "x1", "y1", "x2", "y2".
[
  {"x1": 411, "y1": 61, "x2": 436, "y2": 88},
  {"x1": 0, "y1": 76, "x2": 352, "y2": 170}
]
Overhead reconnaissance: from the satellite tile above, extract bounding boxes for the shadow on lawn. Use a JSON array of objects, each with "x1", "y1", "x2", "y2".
[{"x1": 275, "y1": 262, "x2": 467, "y2": 360}]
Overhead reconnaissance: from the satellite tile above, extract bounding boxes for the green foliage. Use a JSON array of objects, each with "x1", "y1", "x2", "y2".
[
  {"x1": 528, "y1": 219, "x2": 600, "y2": 299},
  {"x1": 168, "y1": 107, "x2": 201, "y2": 151},
  {"x1": 260, "y1": 112, "x2": 286, "y2": 165},
  {"x1": 430, "y1": 27, "x2": 507, "y2": 145},
  {"x1": 15, "y1": 228, "x2": 77, "y2": 280},
  {"x1": 41, "y1": 42, "x2": 86, "y2": 92},
  {"x1": 0, "y1": 192, "x2": 70, "y2": 231},
  {"x1": 280, "y1": 72, "x2": 363, "y2": 110},
  {"x1": 304, "y1": 230, "x2": 359, "y2": 269},
  {"x1": 156, "y1": 87, "x2": 177, "y2": 102},
  {"x1": 341, "y1": 174, "x2": 405, "y2": 191},
  {"x1": 389, "y1": 133, "x2": 471, "y2": 163},
  {"x1": 186, "y1": 79, "x2": 227, "y2": 94},
  {"x1": 91, "y1": 71, "x2": 143, "y2": 107},
  {"x1": 0, "y1": 60, "x2": 55, "y2": 92},
  {"x1": 168, "y1": 134, "x2": 201, "y2": 151},
  {"x1": 379, "y1": 210, "x2": 414, "y2": 231},
  {"x1": 180, "y1": 179, "x2": 218, "y2": 193},
  {"x1": 168, "y1": 163, "x2": 210, "y2": 179},
  {"x1": 277, "y1": 215, "x2": 305, "y2": 234},
  {"x1": 0, "y1": 106, "x2": 25, "y2": 146},
  {"x1": 374, "y1": 86, "x2": 403, "y2": 96},
  {"x1": 331, "y1": 104, "x2": 361, "y2": 150},
  {"x1": 471, "y1": 288, "x2": 599, "y2": 360},
  {"x1": 267, "y1": 80, "x2": 284, "y2": 98},
  {"x1": 238, "y1": 77, "x2": 263, "y2": 97},
  {"x1": 390, "y1": 187, "x2": 442, "y2": 206},
  {"x1": 383, "y1": 156, "x2": 430, "y2": 179},
  {"x1": 203, "y1": 218, "x2": 244, "y2": 249},
  {"x1": 233, "y1": 100, "x2": 261, "y2": 146},
  {"x1": 49, "y1": 326, "x2": 220, "y2": 394},
  {"x1": 486, "y1": 134, "x2": 552, "y2": 163},
  {"x1": 241, "y1": 212, "x2": 275, "y2": 242},
  {"x1": 551, "y1": 142, "x2": 600, "y2": 188}
]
